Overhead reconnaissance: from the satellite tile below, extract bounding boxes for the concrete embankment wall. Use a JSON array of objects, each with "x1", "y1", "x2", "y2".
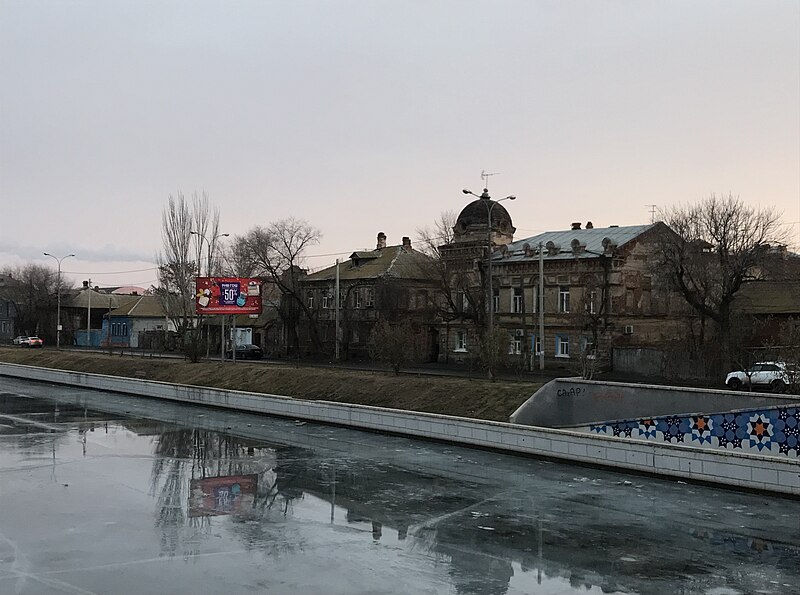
[
  {"x1": 510, "y1": 377, "x2": 797, "y2": 427},
  {"x1": 1, "y1": 362, "x2": 798, "y2": 497}
]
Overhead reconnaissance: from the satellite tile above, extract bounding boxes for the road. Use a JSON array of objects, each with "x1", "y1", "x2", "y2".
[{"x1": 0, "y1": 376, "x2": 798, "y2": 594}]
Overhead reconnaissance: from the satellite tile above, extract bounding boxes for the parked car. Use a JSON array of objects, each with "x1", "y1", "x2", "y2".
[
  {"x1": 226, "y1": 344, "x2": 263, "y2": 360},
  {"x1": 27, "y1": 336, "x2": 43, "y2": 348},
  {"x1": 13, "y1": 336, "x2": 30, "y2": 346},
  {"x1": 725, "y1": 361, "x2": 797, "y2": 393}
]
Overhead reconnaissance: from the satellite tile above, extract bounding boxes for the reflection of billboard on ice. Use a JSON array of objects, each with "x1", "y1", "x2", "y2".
[
  {"x1": 188, "y1": 474, "x2": 258, "y2": 517},
  {"x1": 195, "y1": 277, "x2": 262, "y2": 315}
]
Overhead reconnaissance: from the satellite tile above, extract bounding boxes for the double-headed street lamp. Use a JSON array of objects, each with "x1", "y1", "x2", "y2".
[
  {"x1": 43, "y1": 252, "x2": 76, "y2": 349},
  {"x1": 190, "y1": 230, "x2": 230, "y2": 276},
  {"x1": 462, "y1": 188, "x2": 516, "y2": 337}
]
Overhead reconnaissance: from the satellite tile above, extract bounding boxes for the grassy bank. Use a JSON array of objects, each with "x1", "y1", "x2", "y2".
[{"x1": 0, "y1": 348, "x2": 541, "y2": 422}]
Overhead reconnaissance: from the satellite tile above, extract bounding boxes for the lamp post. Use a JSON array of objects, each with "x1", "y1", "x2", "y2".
[
  {"x1": 43, "y1": 252, "x2": 75, "y2": 350},
  {"x1": 190, "y1": 231, "x2": 229, "y2": 361},
  {"x1": 462, "y1": 188, "x2": 516, "y2": 336}
]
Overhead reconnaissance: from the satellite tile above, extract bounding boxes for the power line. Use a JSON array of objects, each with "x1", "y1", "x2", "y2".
[{"x1": 63, "y1": 266, "x2": 159, "y2": 275}]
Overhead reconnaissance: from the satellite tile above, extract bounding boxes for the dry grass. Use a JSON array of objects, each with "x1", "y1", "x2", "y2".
[{"x1": 0, "y1": 348, "x2": 540, "y2": 422}]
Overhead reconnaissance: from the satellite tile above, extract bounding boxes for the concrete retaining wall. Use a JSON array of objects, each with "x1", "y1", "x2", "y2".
[
  {"x1": 1, "y1": 362, "x2": 799, "y2": 496},
  {"x1": 510, "y1": 377, "x2": 798, "y2": 427}
]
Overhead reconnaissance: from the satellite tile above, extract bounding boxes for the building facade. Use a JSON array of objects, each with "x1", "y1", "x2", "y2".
[
  {"x1": 298, "y1": 233, "x2": 439, "y2": 360},
  {"x1": 439, "y1": 192, "x2": 692, "y2": 370}
]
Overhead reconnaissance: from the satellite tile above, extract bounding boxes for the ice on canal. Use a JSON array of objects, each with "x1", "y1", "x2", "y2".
[{"x1": 0, "y1": 376, "x2": 798, "y2": 595}]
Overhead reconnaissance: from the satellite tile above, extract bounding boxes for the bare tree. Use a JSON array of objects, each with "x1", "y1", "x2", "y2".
[
  {"x1": 656, "y1": 194, "x2": 787, "y2": 373},
  {"x1": 244, "y1": 218, "x2": 321, "y2": 356},
  {"x1": 1, "y1": 264, "x2": 57, "y2": 341},
  {"x1": 415, "y1": 210, "x2": 457, "y2": 258},
  {"x1": 155, "y1": 191, "x2": 221, "y2": 361},
  {"x1": 221, "y1": 235, "x2": 259, "y2": 277},
  {"x1": 368, "y1": 319, "x2": 424, "y2": 374}
]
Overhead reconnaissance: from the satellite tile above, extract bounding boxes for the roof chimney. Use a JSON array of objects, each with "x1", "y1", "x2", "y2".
[
  {"x1": 402, "y1": 236, "x2": 412, "y2": 251},
  {"x1": 586, "y1": 221, "x2": 594, "y2": 229},
  {"x1": 571, "y1": 222, "x2": 581, "y2": 230},
  {"x1": 377, "y1": 232, "x2": 387, "y2": 250}
]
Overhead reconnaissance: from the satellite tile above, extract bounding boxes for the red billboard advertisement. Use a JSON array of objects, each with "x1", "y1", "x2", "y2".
[
  {"x1": 195, "y1": 277, "x2": 263, "y2": 315},
  {"x1": 188, "y1": 474, "x2": 259, "y2": 517}
]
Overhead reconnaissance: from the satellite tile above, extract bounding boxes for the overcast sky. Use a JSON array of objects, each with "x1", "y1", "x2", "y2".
[{"x1": 1, "y1": 0, "x2": 798, "y2": 288}]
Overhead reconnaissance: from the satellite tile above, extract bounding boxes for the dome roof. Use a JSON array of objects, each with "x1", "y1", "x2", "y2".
[{"x1": 455, "y1": 196, "x2": 514, "y2": 234}]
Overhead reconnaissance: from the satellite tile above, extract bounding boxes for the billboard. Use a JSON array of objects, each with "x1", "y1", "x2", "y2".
[
  {"x1": 188, "y1": 474, "x2": 258, "y2": 517},
  {"x1": 195, "y1": 277, "x2": 263, "y2": 315}
]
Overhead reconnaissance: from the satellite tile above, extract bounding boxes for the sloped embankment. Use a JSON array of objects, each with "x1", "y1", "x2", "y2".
[{"x1": 0, "y1": 348, "x2": 539, "y2": 422}]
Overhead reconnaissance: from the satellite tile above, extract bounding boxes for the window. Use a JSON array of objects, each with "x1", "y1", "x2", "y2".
[
  {"x1": 581, "y1": 336, "x2": 596, "y2": 358},
  {"x1": 455, "y1": 331, "x2": 467, "y2": 352},
  {"x1": 492, "y1": 288, "x2": 500, "y2": 313},
  {"x1": 339, "y1": 292, "x2": 345, "y2": 308},
  {"x1": 354, "y1": 289, "x2": 362, "y2": 308},
  {"x1": 307, "y1": 291, "x2": 314, "y2": 309},
  {"x1": 508, "y1": 331, "x2": 522, "y2": 355},
  {"x1": 531, "y1": 335, "x2": 543, "y2": 355},
  {"x1": 531, "y1": 286, "x2": 538, "y2": 313},
  {"x1": 322, "y1": 292, "x2": 332, "y2": 309},
  {"x1": 122, "y1": 322, "x2": 128, "y2": 336},
  {"x1": 365, "y1": 288, "x2": 375, "y2": 308},
  {"x1": 586, "y1": 290, "x2": 597, "y2": 315},
  {"x1": 559, "y1": 286, "x2": 570, "y2": 313},
  {"x1": 456, "y1": 290, "x2": 467, "y2": 313},
  {"x1": 555, "y1": 335, "x2": 570, "y2": 358},
  {"x1": 512, "y1": 287, "x2": 523, "y2": 313}
]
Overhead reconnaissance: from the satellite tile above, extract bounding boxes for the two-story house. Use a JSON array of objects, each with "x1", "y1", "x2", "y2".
[{"x1": 298, "y1": 233, "x2": 439, "y2": 360}]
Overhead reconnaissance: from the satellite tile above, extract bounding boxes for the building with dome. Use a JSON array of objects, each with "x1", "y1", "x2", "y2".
[{"x1": 436, "y1": 192, "x2": 695, "y2": 372}]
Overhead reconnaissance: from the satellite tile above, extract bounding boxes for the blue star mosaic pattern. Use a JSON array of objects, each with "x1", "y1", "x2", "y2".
[{"x1": 589, "y1": 406, "x2": 800, "y2": 457}]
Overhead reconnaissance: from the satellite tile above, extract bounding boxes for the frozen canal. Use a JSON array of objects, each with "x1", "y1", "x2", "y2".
[{"x1": 0, "y1": 377, "x2": 798, "y2": 595}]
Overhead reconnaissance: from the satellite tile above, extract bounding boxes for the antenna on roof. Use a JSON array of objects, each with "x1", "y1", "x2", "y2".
[
  {"x1": 645, "y1": 204, "x2": 658, "y2": 223},
  {"x1": 481, "y1": 170, "x2": 500, "y2": 190}
]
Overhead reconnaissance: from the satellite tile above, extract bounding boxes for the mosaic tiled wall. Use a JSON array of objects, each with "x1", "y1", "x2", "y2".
[{"x1": 582, "y1": 405, "x2": 800, "y2": 457}]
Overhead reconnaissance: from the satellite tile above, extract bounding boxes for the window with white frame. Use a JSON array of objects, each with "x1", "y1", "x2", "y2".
[
  {"x1": 555, "y1": 335, "x2": 570, "y2": 357},
  {"x1": 492, "y1": 288, "x2": 500, "y2": 313},
  {"x1": 455, "y1": 330, "x2": 467, "y2": 352},
  {"x1": 307, "y1": 291, "x2": 314, "y2": 309},
  {"x1": 508, "y1": 330, "x2": 522, "y2": 354},
  {"x1": 531, "y1": 334, "x2": 542, "y2": 355},
  {"x1": 558, "y1": 286, "x2": 570, "y2": 313},
  {"x1": 354, "y1": 289, "x2": 362, "y2": 308},
  {"x1": 512, "y1": 287, "x2": 523, "y2": 313},
  {"x1": 365, "y1": 287, "x2": 374, "y2": 308},
  {"x1": 586, "y1": 290, "x2": 597, "y2": 314},
  {"x1": 531, "y1": 285, "x2": 538, "y2": 313},
  {"x1": 581, "y1": 336, "x2": 596, "y2": 358},
  {"x1": 322, "y1": 292, "x2": 332, "y2": 309}
]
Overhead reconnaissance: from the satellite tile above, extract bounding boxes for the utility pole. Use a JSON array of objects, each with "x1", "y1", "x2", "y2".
[
  {"x1": 87, "y1": 278, "x2": 92, "y2": 347},
  {"x1": 538, "y1": 242, "x2": 544, "y2": 371},
  {"x1": 334, "y1": 259, "x2": 340, "y2": 361}
]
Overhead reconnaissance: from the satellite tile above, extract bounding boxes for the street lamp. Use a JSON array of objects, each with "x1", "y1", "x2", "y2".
[
  {"x1": 43, "y1": 252, "x2": 76, "y2": 349},
  {"x1": 190, "y1": 230, "x2": 230, "y2": 361},
  {"x1": 190, "y1": 231, "x2": 230, "y2": 276},
  {"x1": 462, "y1": 188, "x2": 516, "y2": 337}
]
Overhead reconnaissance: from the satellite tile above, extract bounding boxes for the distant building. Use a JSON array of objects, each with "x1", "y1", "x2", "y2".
[
  {"x1": 101, "y1": 295, "x2": 174, "y2": 349},
  {"x1": 439, "y1": 191, "x2": 693, "y2": 369},
  {"x1": 298, "y1": 233, "x2": 439, "y2": 360}
]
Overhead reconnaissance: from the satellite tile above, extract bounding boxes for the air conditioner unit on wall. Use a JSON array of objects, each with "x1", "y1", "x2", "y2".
[{"x1": 624, "y1": 325, "x2": 634, "y2": 335}]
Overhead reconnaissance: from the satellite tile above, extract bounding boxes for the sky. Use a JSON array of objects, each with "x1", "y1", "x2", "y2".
[{"x1": 1, "y1": 0, "x2": 799, "y2": 289}]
